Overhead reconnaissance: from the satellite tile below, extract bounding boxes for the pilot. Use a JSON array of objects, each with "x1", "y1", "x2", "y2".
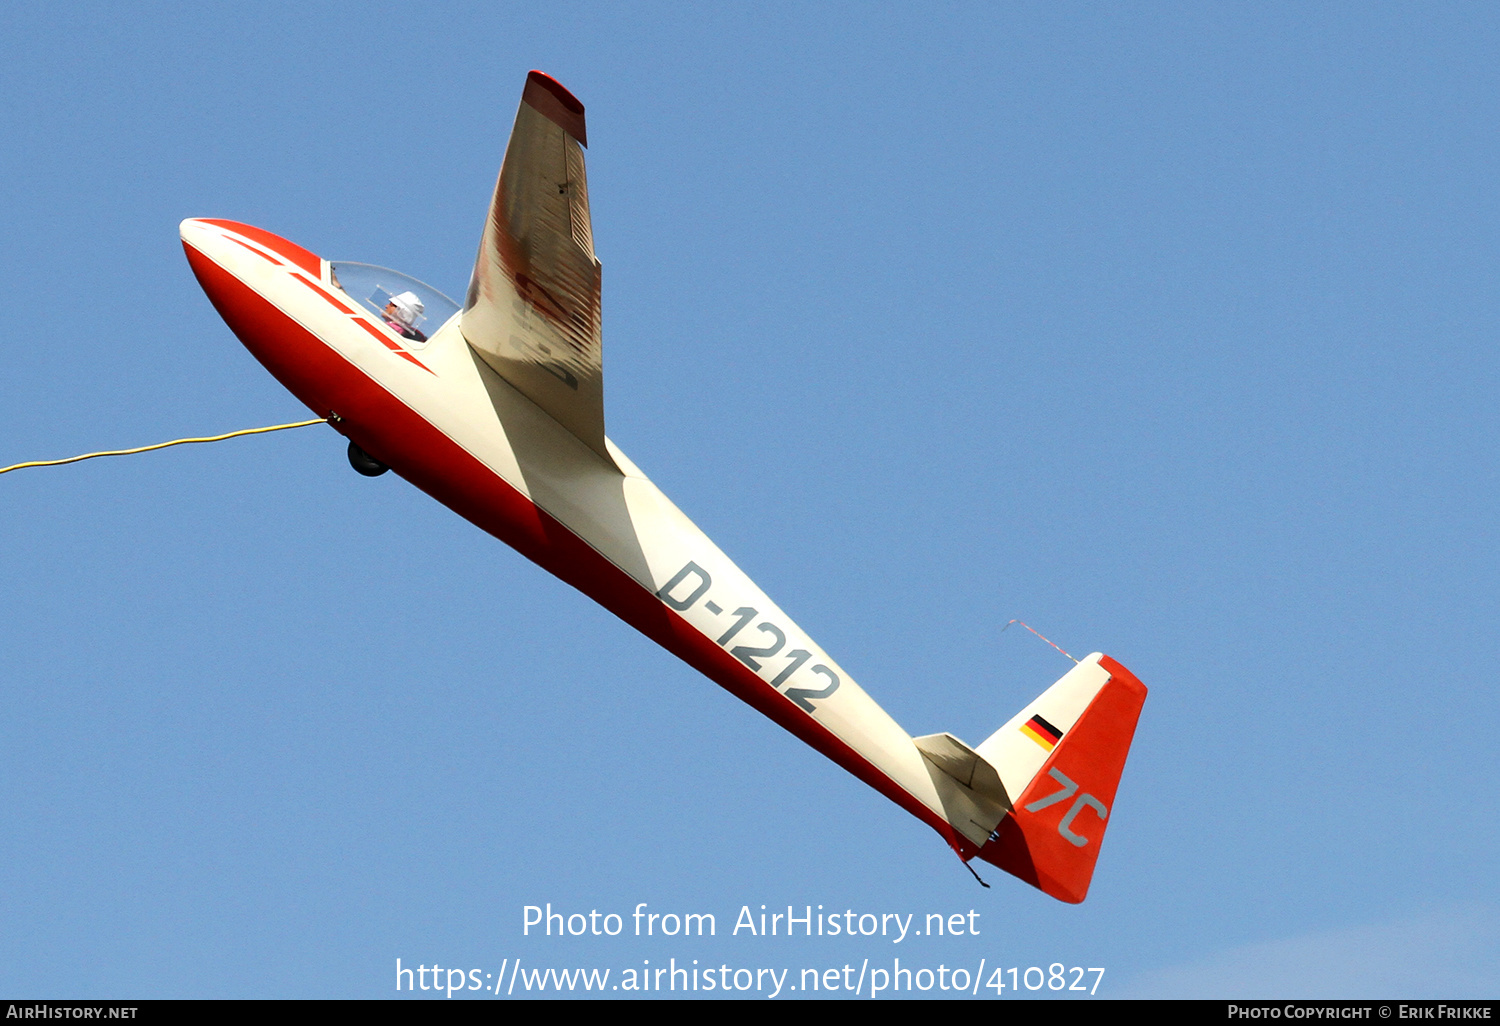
[{"x1": 383, "y1": 291, "x2": 427, "y2": 342}]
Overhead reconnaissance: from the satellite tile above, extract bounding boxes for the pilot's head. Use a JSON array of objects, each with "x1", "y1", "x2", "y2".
[{"x1": 385, "y1": 291, "x2": 425, "y2": 329}]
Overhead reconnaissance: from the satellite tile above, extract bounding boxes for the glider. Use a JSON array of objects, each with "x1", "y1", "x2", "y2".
[{"x1": 180, "y1": 71, "x2": 1146, "y2": 902}]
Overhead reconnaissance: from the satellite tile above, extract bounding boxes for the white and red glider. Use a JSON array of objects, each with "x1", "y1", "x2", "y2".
[{"x1": 182, "y1": 71, "x2": 1146, "y2": 902}]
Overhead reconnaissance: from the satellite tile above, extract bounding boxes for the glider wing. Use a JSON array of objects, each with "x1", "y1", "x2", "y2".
[{"x1": 461, "y1": 71, "x2": 609, "y2": 462}]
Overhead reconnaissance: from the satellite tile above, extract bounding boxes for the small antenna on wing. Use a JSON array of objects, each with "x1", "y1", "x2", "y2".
[
  {"x1": 1002, "y1": 619, "x2": 1080, "y2": 664},
  {"x1": 964, "y1": 860, "x2": 991, "y2": 889}
]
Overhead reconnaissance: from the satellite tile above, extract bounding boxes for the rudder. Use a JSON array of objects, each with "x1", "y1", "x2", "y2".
[{"x1": 976, "y1": 655, "x2": 1147, "y2": 903}]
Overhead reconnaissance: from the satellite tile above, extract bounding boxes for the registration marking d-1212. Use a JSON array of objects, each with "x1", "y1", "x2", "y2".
[{"x1": 655, "y1": 561, "x2": 840, "y2": 712}]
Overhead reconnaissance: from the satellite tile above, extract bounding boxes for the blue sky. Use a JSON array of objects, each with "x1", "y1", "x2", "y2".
[{"x1": 2, "y1": 2, "x2": 1496, "y2": 999}]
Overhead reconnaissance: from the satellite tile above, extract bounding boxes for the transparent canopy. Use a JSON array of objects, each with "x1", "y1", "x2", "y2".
[{"x1": 328, "y1": 262, "x2": 460, "y2": 343}]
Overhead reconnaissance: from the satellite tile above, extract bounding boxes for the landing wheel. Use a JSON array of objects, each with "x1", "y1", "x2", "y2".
[{"x1": 347, "y1": 441, "x2": 389, "y2": 477}]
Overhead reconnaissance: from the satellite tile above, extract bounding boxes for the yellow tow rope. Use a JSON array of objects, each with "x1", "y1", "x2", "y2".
[{"x1": 0, "y1": 418, "x2": 328, "y2": 476}]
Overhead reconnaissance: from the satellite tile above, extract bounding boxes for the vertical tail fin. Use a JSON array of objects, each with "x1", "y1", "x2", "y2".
[{"x1": 975, "y1": 654, "x2": 1147, "y2": 903}]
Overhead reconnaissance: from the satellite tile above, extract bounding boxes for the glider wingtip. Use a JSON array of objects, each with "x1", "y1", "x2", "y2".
[{"x1": 524, "y1": 70, "x2": 588, "y2": 147}]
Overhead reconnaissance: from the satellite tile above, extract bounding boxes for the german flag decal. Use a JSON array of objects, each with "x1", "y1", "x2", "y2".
[{"x1": 1020, "y1": 714, "x2": 1063, "y2": 752}]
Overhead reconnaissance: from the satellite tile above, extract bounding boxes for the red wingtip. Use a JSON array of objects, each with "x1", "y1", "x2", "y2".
[{"x1": 523, "y1": 70, "x2": 587, "y2": 147}]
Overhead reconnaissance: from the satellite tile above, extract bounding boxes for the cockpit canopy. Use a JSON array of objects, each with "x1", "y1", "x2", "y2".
[{"x1": 328, "y1": 262, "x2": 460, "y2": 344}]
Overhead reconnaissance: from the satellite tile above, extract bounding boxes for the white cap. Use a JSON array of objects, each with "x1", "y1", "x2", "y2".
[{"x1": 388, "y1": 291, "x2": 425, "y2": 327}]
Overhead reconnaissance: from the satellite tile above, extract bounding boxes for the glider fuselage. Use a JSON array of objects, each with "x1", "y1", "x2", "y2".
[
  {"x1": 180, "y1": 216, "x2": 969, "y2": 851},
  {"x1": 180, "y1": 72, "x2": 1146, "y2": 904}
]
